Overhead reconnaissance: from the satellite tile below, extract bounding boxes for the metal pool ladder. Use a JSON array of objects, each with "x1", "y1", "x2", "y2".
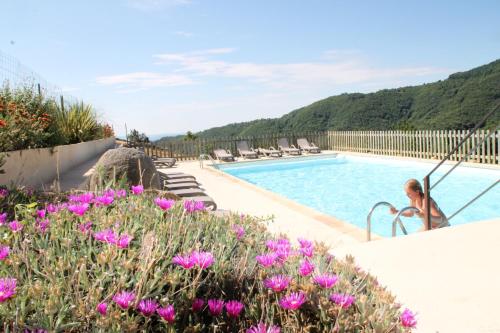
[
  {"x1": 366, "y1": 201, "x2": 420, "y2": 241},
  {"x1": 199, "y1": 154, "x2": 218, "y2": 169}
]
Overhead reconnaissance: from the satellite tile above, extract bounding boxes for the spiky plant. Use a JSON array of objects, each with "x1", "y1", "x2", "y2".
[{"x1": 56, "y1": 102, "x2": 100, "y2": 144}]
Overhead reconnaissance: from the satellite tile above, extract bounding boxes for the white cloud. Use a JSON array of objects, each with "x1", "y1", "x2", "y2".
[{"x1": 96, "y1": 72, "x2": 194, "y2": 92}]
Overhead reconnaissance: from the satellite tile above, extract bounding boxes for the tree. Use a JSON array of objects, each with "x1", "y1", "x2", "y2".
[
  {"x1": 128, "y1": 129, "x2": 150, "y2": 143},
  {"x1": 184, "y1": 131, "x2": 198, "y2": 141}
]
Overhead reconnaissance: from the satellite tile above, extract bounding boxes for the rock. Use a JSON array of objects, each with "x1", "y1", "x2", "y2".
[{"x1": 87, "y1": 147, "x2": 161, "y2": 190}]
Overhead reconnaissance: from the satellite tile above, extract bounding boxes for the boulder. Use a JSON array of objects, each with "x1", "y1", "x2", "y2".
[{"x1": 87, "y1": 148, "x2": 161, "y2": 190}]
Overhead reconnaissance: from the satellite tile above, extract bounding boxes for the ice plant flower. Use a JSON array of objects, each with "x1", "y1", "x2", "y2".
[
  {"x1": 46, "y1": 204, "x2": 58, "y2": 214},
  {"x1": 225, "y1": 300, "x2": 244, "y2": 318},
  {"x1": 116, "y1": 234, "x2": 133, "y2": 248},
  {"x1": 69, "y1": 192, "x2": 94, "y2": 204},
  {"x1": 113, "y1": 291, "x2": 135, "y2": 309},
  {"x1": 0, "y1": 212, "x2": 7, "y2": 225},
  {"x1": 208, "y1": 299, "x2": 224, "y2": 316},
  {"x1": 8, "y1": 220, "x2": 23, "y2": 233},
  {"x1": 138, "y1": 299, "x2": 158, "y2": 317},
  {"x1": 192, "y1": 298, "x2": 204, "y2": 312},
  {"x1": 0, "y1": 188, "x2": 9, "y2": 199},
  {"x1": 95, "y1": 195, "x2": 114, "y2": 207},
  {"x1": 231, "y1": 224, "x2": 245, "y2": 240},
  {"x1": 0, "y1": 246, "x2": 10, "y2": 260},
  {"x1": 266, "y1": 238, "x2": 291, "y2": 251},
  {"x1": 264, "y1": 275, "x2": 291, "y2": 292},
  {"x1": 78, "y1": 221, "x2": 93, "y2": 234},
  {"x1": 154, "y1": 197, "x2": 175, "y2": 211},
  {"x1": 184, "y1": 200, "x2": 205, "y2": 213},
  {"x1": 93, "y1": 229, "x2": 118, "y2": 244},
  {"x1": 172, "y1": 254, "x2": 194, "y2": 269},
  {"x1": 330, "y1": 293, "x2": 355, "y2": 308},
  {"x1": 247, "y1": 323, "x2": 281, "y2": 333},
  {"x1": 36, "y1": 209, "x2": 46, "y2": 218},
  {"x1": 190, "y1": 251, "x2": 214, "y2": 269},
  {"x1": 67, "y1": 203, "x2": 90, "y2": 216},
  {"x1": 279, "y1": 292, "x2": 306, "y2": 310},
  {"x1": 0, "y1": 278, "x2": 17, "y2": 302},
  {"x1": 115, "y1": 189, "x2": 127, "y2": 198},
  {"x1": 36, "y1": 218, "x2": 50, "y2": 233},
  {"x1": 297, "y1": 237, "x2": 313, "y2": 249},
  {"x1": 256, "y1": 253, "x2": 277, "y2": 268},
  {"x1": 313, "y1": 273, "x2": 338, "y2": 289},
  {"x1": 157, "y1": 304, "x2": 175, "y2": 323},
  {"x1": 400, "y1": 308, "x2": 417, "y2": 328},
  {"x1": 131, "y1": 185, "x2": 144, "y2": 195},
  {"x1": 97, "y1": 302, "x2": 108, "y2": 315},
  {"x1": 298, "y1": 260, "x2": 315, "y2": 277}
]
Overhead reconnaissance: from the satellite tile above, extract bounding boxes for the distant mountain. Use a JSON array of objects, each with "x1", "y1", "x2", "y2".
[{"x1": 156, "y1": 59, "x2": 500, "y2": 143}]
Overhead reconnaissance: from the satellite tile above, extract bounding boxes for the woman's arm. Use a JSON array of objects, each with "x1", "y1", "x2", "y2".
[{"x1": 389, "y1": 200, "x2": 416, "y2": 217}]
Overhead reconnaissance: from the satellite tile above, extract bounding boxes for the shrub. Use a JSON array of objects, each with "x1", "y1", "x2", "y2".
[
  {"x1": 55, "y1": 102, "x2": 100, "y2": 145},
  {"x1": 0, "y1": 188, "x2": 416, "y2": 332}
]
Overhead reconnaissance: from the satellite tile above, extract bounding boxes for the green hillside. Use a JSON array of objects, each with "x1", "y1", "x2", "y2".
[{"x1": 157, "y1": 59, "x2": 500, "y2": 142}]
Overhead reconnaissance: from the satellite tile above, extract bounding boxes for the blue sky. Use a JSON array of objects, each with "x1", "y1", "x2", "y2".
[{"x1": 2, "y1": 0, "x2": 499, "y2": 137}]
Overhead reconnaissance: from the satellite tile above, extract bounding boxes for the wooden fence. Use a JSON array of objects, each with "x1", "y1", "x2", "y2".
[{"x1": 129, "y1": 129, "x2": 500, "y2": 165}]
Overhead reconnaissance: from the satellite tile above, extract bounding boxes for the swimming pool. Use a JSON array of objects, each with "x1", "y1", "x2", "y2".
[{"x1": 218, "y1": 155, "x2": 500, "y2": 237}]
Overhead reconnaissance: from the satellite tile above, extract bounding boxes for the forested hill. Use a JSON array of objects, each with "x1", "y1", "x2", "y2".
[{"x1": 157, "y1": 59, "x2": 500, "y2": 142}]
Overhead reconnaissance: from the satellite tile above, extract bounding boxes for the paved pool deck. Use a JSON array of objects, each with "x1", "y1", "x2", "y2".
[{"x1": 161, "y1": 153, "x2": 500, "y2": 333}]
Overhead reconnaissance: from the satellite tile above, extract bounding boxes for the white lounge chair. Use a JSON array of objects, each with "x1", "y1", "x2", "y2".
[
  {"x1": 277, "y1": 138, "x2": 301, "y2": 155},
  {"x1": 257, "y1": 147, "x2": 282, "y2": 157},
  {"x1": 213, "y1": 149, "x2": 235, "y2": 162},
  {"x1": 236, "y1": 141, "x2": 258, "y2": 159},
  {"x1": 297, "y1": 138, "x2": 321, "y2": 153}
]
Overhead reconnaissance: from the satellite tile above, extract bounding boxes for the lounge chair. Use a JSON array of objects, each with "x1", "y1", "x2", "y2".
[
  {"x1": 277, "y1": 138, "x2": 301, "y2": 155},
  {"x1": 236, "y1": 141, "x2": 258, "y2": 159},
  {"x1": 297, "y1": 138, "x2": 321, "y2": 153},
  {"x1": 213, "y1": 149, "x2": 235, "y2": 162},
  {"x1": 152, "y1": 155, "x2": 177, "y2": 168},
  {"x1": 257, "y1": 147, "x2": 282, "y2": 157},
  {"x1": 165, "y1": 182, "x2": 201, "y2": 190},
  {"x1": 158, "y1": 171, "x2": 195, "y2": 180},
  {"x1": 169, "y1": 188, "x2": 207, "y2": 197}
]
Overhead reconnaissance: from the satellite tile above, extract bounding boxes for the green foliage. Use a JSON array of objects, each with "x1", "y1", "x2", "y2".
[
  {"x1": 0, "y1": 190, "x2": 411, "y2": 332},
  {"x1": 55, "y1": 102, "x2": 100, "y2": 144},
  {"x1": 128, "y1": 129, "x2": 150, "y2": 144},
  {"x1": 184, "y1": 131, "x2": 198, "y2": 141}
]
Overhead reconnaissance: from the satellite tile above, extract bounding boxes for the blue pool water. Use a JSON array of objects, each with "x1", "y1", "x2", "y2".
[{"x1": 218, "y1": 155, "x2": 499, "y2": 237}]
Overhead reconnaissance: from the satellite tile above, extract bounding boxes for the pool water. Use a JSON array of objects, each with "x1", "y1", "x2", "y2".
[{"x1": 218, "y1": 155, "x2": 500, "y2": 237}]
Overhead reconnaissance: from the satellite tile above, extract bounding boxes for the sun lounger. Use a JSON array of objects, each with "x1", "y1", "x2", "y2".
[
  {"x1": 277, "y1": 138, "x2": 301, "y2": 155},
  {"x1": 165, "y1": 182, "x2": 201, "y2": 190},
  {"x1": 152, "y1": 156, "x2": 177, "y2": 168},
  {"x1": 169, "y1": 188, "x2": 207, "y2": 197},
  {"x1": 183, "y1": 196, "x2": 217, "y2": 211},
  {"x1": 213, "y1": 149, "x2": 235, "y2": 162},
  {"x1": 236, "y1": 141, "x2": 258, "y2": 159},
  {"x1": 158, "y1": 172, "x2": 195, "y2": 180},
  {"x1": 297, "y1": 138, "x2": 321, "y2": 153},
  {"x1": 257, "y1": 147, "x2": 282, "y2": 157},
  {"x1": 165, "y1": 178, "x2": 199, "y2": 184}
]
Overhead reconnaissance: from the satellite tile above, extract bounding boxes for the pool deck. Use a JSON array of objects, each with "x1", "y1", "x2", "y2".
[{"x1": 162, "y1": 153, "x2": 500, "y2": 333}]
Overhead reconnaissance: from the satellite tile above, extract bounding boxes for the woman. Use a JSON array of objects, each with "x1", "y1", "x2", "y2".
[{"x1": 389, "y1": 179, "x2": 450, "y2": 230}]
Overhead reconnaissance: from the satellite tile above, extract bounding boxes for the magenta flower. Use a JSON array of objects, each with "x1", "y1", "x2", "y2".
[
  {"x1": 138, "y1": 299, "x2": 158, "y2": 317},
  {"x1": 95, "y1": 195, "x2": 114, "y2": 207},
  {"x1": 131, "y1": 185, "x2": 144, "y2": 195},
  {"x1": 36, "y1": 209, "x2": 46, "y2": 219},
  {"x1": 330, "y1": 293, "x2": 355, "y2": 308},
  {"x1": 78, "y1": 221, "x2": 93, "y2": 234},
  {"x1": 115, "y1": 189, "x2": 127, "y2": 198},
  {"x1": 0, "y1": 246, "x2": 10, "y2": 260},
  {"x1": 246, "y1": 323, "x2": 281, "y2": 333},
  {"x1": 113, "y1": 291, "x2": 135, "y2": 309},
  {"x1": 400, "y1": 308, "x2": 417, "y2": 328},
  {"x1": 46, "y1": 204, "x2": 58, "y2": 214},
  {"x1": 225, "y1": 300, "x2": 244, "y2": 318},
  {"x1": 154, "y1": 197, "x2": 175, "y2": 211},
  {"x1": 297, "y1": 237, "x2": 313, "y2": 248},
  {"x1": 69, "y1": 192, "x2": 94, "y2": 204},
  {"x1": 232, "y1": 224, "x2": 245, "y2": 240},
  {"x1": 184, "y1": 200, "x2": 205, "y2": 213},
  {"x1": 266, "y1": 238, "x2": 291, "y2": 251},
  {"x1": 0, "y1": 278, "x2": 17, "y2": 302},
  {"x1": 67, "y1": 203, "x2": 90, "y2": 216},
  {"x1": 208, "y1": 299, "x2": 224, "y2": 316},
  {"x1": 298, "y1": 239, "x2": 314, "y2": 257},
  {"x1": 36, "y1": 218, "x2": 50, "y2": 233},
  {"x1": 256, "y1": 253, "x2": 277, "y2": 268},
  {"x1": 264, "y1": 275, "x2": 291, "y2": 292},
  {"x1": 93, "y1": 229, "x2": 118, "y2": 244},
  {"x1": 279, "y1": 292, "x2": 306, "y2": 310},
  {"x1": 157, "y1": 304, "x2": 175, "y2": 323},
  {"x1": 313, "y1": 273, "x2": 338, "y2": 289},
  {"x1": 96, "y1": 302, "x2": 108, "y2": 315},
  {"x1": 116, "y1": 234, "x2": 133, "y2": 248},
  {"x1": 190, "y1": 251, "x2": 214, "y2": 269},
  {"x1": 0, "y1": 188, "x2": 9, "y2": 199},
  {"x1": 8, "y1": 220, "x2": 23, "y2": 233},
  {"x1": 172, "y1": 254, "x2": 194, "y2": 269},
  {"x1": 0, "y1": 213, "x2": 7, "y2": 225},
  {"x1": 298, "y1": 260, "x2": 315, "y2": 276},
  {"x1": 192, "y1": 298, "x2": 205, "y2": 312}
]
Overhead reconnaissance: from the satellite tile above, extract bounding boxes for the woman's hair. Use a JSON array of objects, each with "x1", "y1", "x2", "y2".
[{"x1": 405, "y1": 178, "x2": 423, "y2": 196}]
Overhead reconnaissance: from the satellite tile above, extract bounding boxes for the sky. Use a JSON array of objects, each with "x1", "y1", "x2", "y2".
[{"x1": 1, "y1": 0, "x2": 499, "y2": 138}]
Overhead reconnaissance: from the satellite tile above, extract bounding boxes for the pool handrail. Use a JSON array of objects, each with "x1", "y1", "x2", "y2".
[
  {"x1": 199, "y1": 154, "x2": 218, "y2": 169},
  {"x1": 366, "y1": 201, "x2": 395, "y2": 241},
  {"x1": 392, "y1": 207, "x2": 420, "y2": 237}
]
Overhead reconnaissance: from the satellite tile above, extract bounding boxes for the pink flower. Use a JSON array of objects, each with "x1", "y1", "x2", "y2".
[
  {"x1": 329, "y1": 293, "x2": 355, "y2": 308},
  {"x1": 256, "y1": 253, "x2": 277, "y2": 268},
  {"x1": 184, "y1": 200, "x2": 205, "y2": 213},
  {"x1": 246, "y1": 323, "x2": 281, "y2": 333},
  {"x1": 0, "y1": 278, "x2": 17, "y2": 302},
  {"x1": 279, "y1": 292, "x2": 306, "y2": 310},
  {"x1": 131, "y1": 185, "x2": 144, "y2": 195},
  {"x1": 67, "y1": 203, "x2": 90, "y2": 216},
  {"x1": 313, "y1": 273, "x2": 338, "y2": 289},
  {"x1": 116, "y1": 234, "x2": 133, "y2": 248},
  {"x1": 78, "y1": 221, "x2": 93, "y2": 234},
  {"x1": 298, "y1": 260, "x2": 315, "y2": 276},
  {"x1": 264, "y1": 275, "x2": 291, "y2": 292},
  {"x1": 400, "y1": 308, "x2": 417, "y2": 328},
  {"x1": 93, "y1": 229, "x2": 118, "y2": 244},
  {"x1": 0, "y1": 213, "x2": 7, "y2": 225},
  {"x1": 154, "y1": 197, "x2": 175, "y2": 211},
  {"x1": 172, "y1": 254, "x2": 194, "y2": 269},
  {"x1": 232, "y1": 224, "x2": 245, "y2": 240},
  {"x1": 113, "y1": 291, "x2": 135, "y2": 309},
  {"x1": 190, "y1": 251, "x2": 214, "y2": 269},
  {"x1": 225, "y1": 300, "x2": 244, "y2": 318},
  {"x1": 266, "y1": 238, "x2": 291, "y2": 251},
  {"x1": 138, "y1": 299, "x2": 158, "y2": 317},
  {"x1": 36, "y1": 209, "x2": 46, "y2": 218},
  {"x1": 192, "y1": 298, "x2": 204, "y2": 312},
  {"x1": 297, "y1": 237, "x2": 313, "y2": 248},
  {"x1": 97, "y1": 302, "x2": 107, "y2": 315},
  {"x1": 103, "y1": 189, "x2": 115, "y2": 197},
  {"x1": 297, "y1": 238, "x2": 314, "y2": 257},
  {"x1": 157, "y1": 304, "x2": 175, "y2": 323},
  {"x1": 115, "y1": 189, "x2": 127, "y2": 198},
  {"x1": 69, "y1": 193, "x2": 94, "y2": 204},
  {"x1": 0, "y1": 189, "x2": 9, "y2": 199},
  {"x1": 208, "y1": 299, "x2": 224, "y2": 316},
  {"x1": 46, "y1": 204, "x2": 58, "y2": 214},
  {"x1": 95, "y1": 195, "x2": 114, "y2": 207},
  {"x1": 36, "y1": 218, "x2": 50, "y2": 233},
  {"x1": 0, "y1": 246, "x2": 10, "y2": 260},
  {"x1": 8, "y1": 220, "x2": 23, "y2": 233}
]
